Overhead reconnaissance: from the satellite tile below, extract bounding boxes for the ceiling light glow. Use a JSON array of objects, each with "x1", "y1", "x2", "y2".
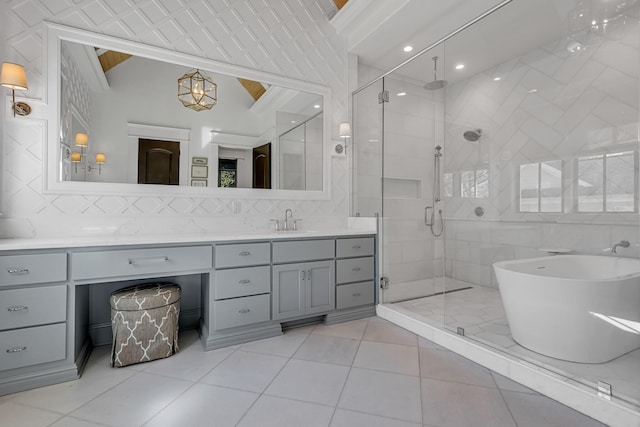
[
  {"x1": 313, "y1": 104, "x2": 320, "y2": 109},
  {"x1": 403, "y1": 46, "x2": 413, "y2": 52},
  {"x1": 397, "y1": 92, "x2": 406, "y2": 96},
  {"x1": 494, "y1": 77, "x2": 501, "y2": 81},
  {"x1": 455, "y1": 64, "x2": 465, "y2": 70}
]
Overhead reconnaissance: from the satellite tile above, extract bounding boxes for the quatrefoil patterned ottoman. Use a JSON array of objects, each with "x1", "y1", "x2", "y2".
[{"x1": 110, "y1": 283, "x2": 181, "y2": 367}]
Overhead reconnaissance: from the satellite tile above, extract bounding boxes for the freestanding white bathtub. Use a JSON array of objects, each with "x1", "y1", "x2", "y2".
[{"x1": 494, "y1": 255, "x2": 640, "y2": 363}]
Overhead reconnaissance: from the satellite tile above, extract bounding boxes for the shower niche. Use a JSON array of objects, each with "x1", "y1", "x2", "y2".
[{"x1": 382, "y1": 177, "x2": 421, "y2": 199}]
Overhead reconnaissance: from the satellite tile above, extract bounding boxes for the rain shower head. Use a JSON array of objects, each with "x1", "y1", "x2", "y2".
[
  {"x1": 463, "y1": 129, "x2": 482, "y2": 142},
  {"x1": 424, "y1": 56, "x2": 447, "y2": 90}
]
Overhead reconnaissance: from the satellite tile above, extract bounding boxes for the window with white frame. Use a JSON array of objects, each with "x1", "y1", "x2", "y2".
[
  {"x1": 460, "y1": 168, "x2": 488, "y2": 198},
  {"x1": 577, "y1": 151, "x2": 636, "y2": 213},
  {"x1": 519, "y1": 160, "x2": 562, "y2": 213}
]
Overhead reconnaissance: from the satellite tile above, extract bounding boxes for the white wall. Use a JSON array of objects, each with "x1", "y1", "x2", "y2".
[{"x1": 0, "y1": 0, "x2": 348, "y2": 238}]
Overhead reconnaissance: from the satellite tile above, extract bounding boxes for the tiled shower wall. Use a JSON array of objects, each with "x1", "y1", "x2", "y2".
[
  {"x1": 0, "y1": 0, "x2": 349, "y2": 238},
  {"x1": 444, "y1": 8, "x2": 640, "y2": 287}
]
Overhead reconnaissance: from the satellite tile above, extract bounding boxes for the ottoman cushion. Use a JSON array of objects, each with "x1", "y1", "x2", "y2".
[{"x1": 110, "y1": 283, "x2": 181, "y2": 367}]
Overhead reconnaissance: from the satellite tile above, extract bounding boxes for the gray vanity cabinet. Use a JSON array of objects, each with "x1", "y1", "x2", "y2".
[
  {"x1": 210, "y1": 243, "x2": 272, "y2": 331},
  {"x1": 271, "y1": 239, "x2": 335, "y2": 321},
  {"x1": 272, "y1": 260, "x2": 334, "y2": 321},
  {"x1": 335, "y1": 237, "x2": 375, "y2": 310},
  {"x1": 0, "y1": 251, "x2": 70, "y2": 394}
]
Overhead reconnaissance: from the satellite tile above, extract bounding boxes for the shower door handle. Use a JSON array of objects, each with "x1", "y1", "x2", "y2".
[{"x1": 425, "y1": 206, "x2": 433, "y2": 226}]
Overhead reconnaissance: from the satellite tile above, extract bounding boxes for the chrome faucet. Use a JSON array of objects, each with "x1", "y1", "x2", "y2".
[
  {"x1": 283, "y1": 209, "x2": 293, "y2": 231},
  {"x1": 611, "y1": 240, "x2": 630, "y2": 254}
]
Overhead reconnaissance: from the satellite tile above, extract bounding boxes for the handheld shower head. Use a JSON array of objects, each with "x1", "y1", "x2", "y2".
[
  {"x1": 424, "y1": 56, "x2": 447, "y2": 90},
  {"x1": 463, "y1": 129, "x2": 482, "y2": 142}
]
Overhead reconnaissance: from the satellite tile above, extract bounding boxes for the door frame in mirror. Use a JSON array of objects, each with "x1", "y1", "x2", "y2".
[{"x1": 44, "y1": 22, "x2": 332, "y2": 200}]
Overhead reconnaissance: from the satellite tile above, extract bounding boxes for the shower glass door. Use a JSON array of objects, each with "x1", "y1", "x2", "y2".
[{"x1": 379, "y1": 68, "x2": 442, "y2": 305}]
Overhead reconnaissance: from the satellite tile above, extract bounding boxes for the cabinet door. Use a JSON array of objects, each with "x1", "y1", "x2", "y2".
[
  {"x1": 306, "y1": 260, "x2": 335, "y2": 315},
  {"x1": 272, "y1": 263, "x2": 305, "y2": 321}
]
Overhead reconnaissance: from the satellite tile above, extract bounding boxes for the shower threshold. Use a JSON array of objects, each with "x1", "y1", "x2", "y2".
[{"x1": 390, "y1": 286, "x2": 472, "y2": 304}]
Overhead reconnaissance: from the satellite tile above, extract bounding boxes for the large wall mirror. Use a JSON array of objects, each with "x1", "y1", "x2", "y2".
[{"x1": 45, "y1": 23, "x2": 332, "y2": 199}]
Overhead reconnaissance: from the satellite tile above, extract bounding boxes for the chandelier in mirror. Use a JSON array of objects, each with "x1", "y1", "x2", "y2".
[{"x1": 177, "y1": 69, "x2": 217, "y2": 111}]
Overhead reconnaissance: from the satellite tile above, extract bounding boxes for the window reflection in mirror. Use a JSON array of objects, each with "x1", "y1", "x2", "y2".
[{"x1": 59, "y1": 39, "x2": 324, "y2": 191}]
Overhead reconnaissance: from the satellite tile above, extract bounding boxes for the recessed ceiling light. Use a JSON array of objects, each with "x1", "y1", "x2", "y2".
[
  {"x1": 494, "y1": 77, "x2": 501, "y2": 81},
  {"x1": 291, "y1": 120, "x2": 296, "y2": 123},
  {"x1": 592, "y1": 20, "x2": 597, "y2": 25},
  {"x1": 313, "y1": 104, "x2": 320, "y2": 109},
  {"x1": 403, "y1": 45, "x2": 413, "y2": 52},
  {"x1": 397, "y1": 92, "x2": 407, "y2": 96},
  {"x1": 603, "y1": 19, "x2": 608, "y2": 23},
  {"x1": 455, "y1": 64, "x2": 465, "y2": 70},
  {"x1": 528, "y1": 89, "x2": 538, "y2": 93}
]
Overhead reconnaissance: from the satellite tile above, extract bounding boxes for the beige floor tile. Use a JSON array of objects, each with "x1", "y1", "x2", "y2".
[
  {"x1": 363, "y1": 317, "x2": 418, "y2": 346},
  {"x1": 265, "y1": 359, "x2": 349, "y2": 406},
  {"x1": 70, "y1": 372, "x2": 192, "y2": 426},
  {"x1": 200, "y1": 350, "x2": 288, "y2": 393},
  {"x1": 238, "y1": 395, "x2": 334, "y2": 427},
  {"x1": 0, "y1": 401, "x2": 62, "y2": 426},
  {"x1": 145, "y1": 383, "x2": 258, "y2": 427},
  {"x1": 421, "y1": 378, "x2": 516, "y2": 427},
  {"x1": 419, "y1": 346, "x2": 495, "y2": 388},
  {"x1": 330, "y1": 408, "x2": 422, "y2": 427},
  {"x1": 338, "y1": 368, "x2": 422, "y2": 423},
  {"x1": 353, "y1": 341, "x2": 419, "y2": 376},
  {"x1": 293, "y1": 334, "x2": 360, "y2": 366}
]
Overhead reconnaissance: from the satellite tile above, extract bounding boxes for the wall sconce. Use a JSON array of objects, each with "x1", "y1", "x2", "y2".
[
  {"x1": 71, "y1": 151, "x2": 82, "y2": 173},
  {"x1": 335, "y1": 122, "x2": 351, "y2": 154},
  {"x1": 178, "y1": 69, "x2": 217, "y2": 111},
  {"x1": 89, "y1": 153, "x2": 106, "y2": 174},
  {"x1": 0, "y1": 62, "x2": 31, "y2": 117},
  {"x1": 74, "y1": 132, "x2": 88, "y2": 147}
]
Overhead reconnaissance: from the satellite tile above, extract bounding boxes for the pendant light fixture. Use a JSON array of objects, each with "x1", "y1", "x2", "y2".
[{"x1": 177, "y1": 69, "x2": 217, "y2": 111}]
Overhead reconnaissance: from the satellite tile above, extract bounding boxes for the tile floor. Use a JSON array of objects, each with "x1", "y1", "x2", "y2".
[
  {"x1": 394, "y1": 285, "x2": 640, "y2": 408},
  {"x1": 0, "y1": 317, "x2": 605, "y2": 427}
]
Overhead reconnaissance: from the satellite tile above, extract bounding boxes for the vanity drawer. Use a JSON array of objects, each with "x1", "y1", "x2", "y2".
[
  {"x1": 336, "y1": 257, "x2": 374, "y2": 284},
  {"x1": 0, "y1": 253, "x2": 67, "y2": 287},
  {"x1": 0, "y1": 285, "x2": 67, "y2": 331},
  {"x1": 272, "y1": 239, "x2": 334, "y2": 263},
  {"x1": 0, "y1": 323, "x2": 66, "y2": 371},
  {"x1": 215, "y1": 243, "x2": 270, "y2": 268},
  {"x1": 71, "y1": 245, "x2": 212, "y2": 281},
  {"x1": 336, "y1": 237, "x2": 374, "y2": 258},
  {"x1": 214, "y1": 266, "x2": 271, "y2": 300},
  {"x1": 213, "y1": 294, "x2": 270, "y2": 330},
  {"x1": 336, "y1": 281, "x2": 375, "y2": 310}
]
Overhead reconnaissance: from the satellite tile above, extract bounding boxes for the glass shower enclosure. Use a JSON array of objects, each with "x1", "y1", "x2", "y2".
[{"x1": 352, "y1": 0, "x2": 640, "y2": 414}]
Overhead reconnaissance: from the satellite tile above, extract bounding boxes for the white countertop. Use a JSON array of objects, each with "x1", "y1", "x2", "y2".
[{"x1": 0, "y1": 228, "x2": 376, "y2": 251}]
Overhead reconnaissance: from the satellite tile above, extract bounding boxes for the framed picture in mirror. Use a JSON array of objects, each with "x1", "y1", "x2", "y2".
[
  {"x1": 191, "y1": 165, "x2": 208, "y2": 178},
  {"x1": 192, "y1": 157, "x2": 208, "y2": 165}
]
